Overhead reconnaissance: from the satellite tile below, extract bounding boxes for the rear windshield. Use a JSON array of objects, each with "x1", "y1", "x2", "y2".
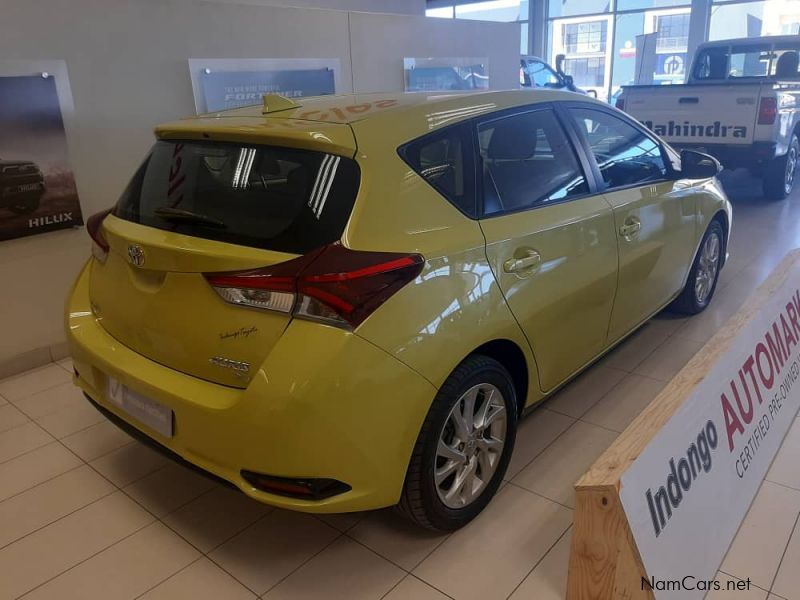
[
  {"x1": 693, "y1": 43, "x2": 800, "y2": 80},
  {"x1": 114, "y1": 141, "x2": 359, "y2": 254}
]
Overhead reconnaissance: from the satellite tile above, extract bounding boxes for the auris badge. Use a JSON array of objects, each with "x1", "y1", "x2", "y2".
[
  {"x1": 127, "y1": 244, "x2": 146, "y2": 267},
  {"x1": 209, "y1": 356, "x2": 251, "y2": 376}
]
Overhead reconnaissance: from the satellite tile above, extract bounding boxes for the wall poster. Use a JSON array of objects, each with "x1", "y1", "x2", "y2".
[
  {"x1": 188, "y1": 59, "x2": 341, "y2": 114},
  {"x1": 403, "y1": 57, "x2": 490, "y2": 92},
  {"x1": 0, "y1": 70, "x2": 82, "y2": 241}
]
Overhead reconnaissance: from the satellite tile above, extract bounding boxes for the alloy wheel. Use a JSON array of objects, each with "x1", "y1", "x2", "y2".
[
  {"x1": 786, "y1": 143, "x2": 799, "y2": 195},
  {"x1": 435, "y1": 383, "x2": 507, "y2": 509},
  {"x1": 695, "y1": 232, "x2": 721, "y2": 305}
]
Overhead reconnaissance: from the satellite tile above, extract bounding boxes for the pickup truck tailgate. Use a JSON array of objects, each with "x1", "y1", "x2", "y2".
[{"x1": 623, "y1": 83, "x2": 761, "y2": 146}]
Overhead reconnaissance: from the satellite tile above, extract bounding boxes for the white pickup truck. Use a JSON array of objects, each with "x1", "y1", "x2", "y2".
[{"x1": 616, "y1": 35, "x2": 800, "y2": 199}]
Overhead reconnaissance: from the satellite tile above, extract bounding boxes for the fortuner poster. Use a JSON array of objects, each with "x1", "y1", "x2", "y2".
[
  {"x1": 199, "y1": 68, "x2": 336, "y2": 113},
  {"x1": 0, "y1": 74, "x2": 83, "y2": 241}
]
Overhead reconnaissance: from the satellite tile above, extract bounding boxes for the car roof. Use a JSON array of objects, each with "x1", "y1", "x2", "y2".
[
  {"x1": 698, "y1": 35, "x2": 800, "y2": 49},
  {"x1": 154, "y1": 89, "x2": 601, "y2": 154},
  {"x1": 164, "y1": 89, "x2": 589, "y2": 126}
]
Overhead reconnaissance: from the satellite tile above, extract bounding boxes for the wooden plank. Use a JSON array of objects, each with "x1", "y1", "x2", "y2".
[{"x1": 568, "y1": 487, "x2": 653, "y2": 600}]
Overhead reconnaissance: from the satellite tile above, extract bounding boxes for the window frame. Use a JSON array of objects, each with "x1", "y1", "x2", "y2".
[
  {"x1": 471, "y1": 102, "x2": 602, "y2": 219},
  {"x1": 557, "y1": 101, "x2": 676, "y2": 194}
]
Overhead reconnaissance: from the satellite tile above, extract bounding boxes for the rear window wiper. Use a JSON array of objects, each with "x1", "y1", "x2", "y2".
[{"x1": 153, "y1": 207, "x2": 227, "y2": 229}]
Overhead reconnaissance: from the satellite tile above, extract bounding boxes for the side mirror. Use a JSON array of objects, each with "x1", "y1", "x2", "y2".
[
  {"x1": 562, "y1": 74, "x2": 575, "y2": 89},
  {"x1": 555, "y1": 54, "x2": 566, "y2": 76},
  {"x1": 679, "y1": 149, "x2": 722, "y2": 179}
]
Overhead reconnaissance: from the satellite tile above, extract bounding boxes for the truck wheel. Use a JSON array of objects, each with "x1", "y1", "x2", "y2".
[
  {"x1": 397, "y1": 355, "x2": 517, "y2": 531},
  {"x1": 669, "y1": 221, "x2": 724, "y2": 315},
  {"x1": 9, "y1": 195, "x2": 40, "y2": 215},
  {"x1": 763, "y1": 135, "x2": 799, "y2": 200}
]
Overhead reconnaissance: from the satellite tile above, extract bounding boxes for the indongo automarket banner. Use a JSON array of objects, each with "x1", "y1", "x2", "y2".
[{"x1": 620, "y1": 266, "x2": 800, "y2": 598}]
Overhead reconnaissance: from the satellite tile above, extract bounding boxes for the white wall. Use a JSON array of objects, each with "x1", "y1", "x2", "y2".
[
  {"x1": 350, "y1": 11, "x2": 519, "y2": 92},
  {"x1": 0, "y1": 0, "x2": 519, "y2": 372},
  {"x1": 203, "y1": 0, "x2": 426, "y2": 14}
]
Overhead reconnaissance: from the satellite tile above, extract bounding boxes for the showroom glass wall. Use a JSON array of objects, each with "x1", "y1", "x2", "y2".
[
  {"x1": 708, "y1": 0, "x2": 800, "y2": 40},
  {"x1": 428, "y1": 0, "x2": 800, "y2": 101},
  {"x1": 546, "y1": 0, "x2": 693, "y2": 102},
  {"x1": 426, "y1": 0, "x2": 530, "y2": 54},
  {"x1": 428, "y1": 0, "x2": 695, "y2": 100}
]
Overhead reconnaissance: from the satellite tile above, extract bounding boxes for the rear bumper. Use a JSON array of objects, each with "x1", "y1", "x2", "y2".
[
  {"x1": 66, "y1": 260, "x2": 437, "y2": 513},
  {"x1": 672, "y1": 142, "x2": 778, "y2": 169}
]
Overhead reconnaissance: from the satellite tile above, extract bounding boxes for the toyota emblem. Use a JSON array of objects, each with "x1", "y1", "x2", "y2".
[{"x1": 127, "y1": 244, "x2": 146, "y2": 267}]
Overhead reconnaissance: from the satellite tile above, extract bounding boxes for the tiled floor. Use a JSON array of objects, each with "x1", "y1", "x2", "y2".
[{"x1": 2, "y1": 171, "x2": 800, "y2": 600}]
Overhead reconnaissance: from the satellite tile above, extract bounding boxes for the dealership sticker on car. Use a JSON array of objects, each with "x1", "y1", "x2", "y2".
[{"x1": 107, "y1": 377, "x2": 173, "y2": 438}]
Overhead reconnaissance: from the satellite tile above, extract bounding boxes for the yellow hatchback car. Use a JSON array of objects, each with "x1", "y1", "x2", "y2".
[{"x1": 66, "y1": 90, "x2": 731, "y2": 530}]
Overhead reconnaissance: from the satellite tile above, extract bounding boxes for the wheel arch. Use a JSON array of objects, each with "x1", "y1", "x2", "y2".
[
  {"x1": 677, "y1": 206, "x2": 729, "y2": 296},
  {"x1": 470, "y1": 339, "x2": 529, "y2": 417},
  {"x1": 711, "y1": 209, "x2": 729, "y2": 268}
]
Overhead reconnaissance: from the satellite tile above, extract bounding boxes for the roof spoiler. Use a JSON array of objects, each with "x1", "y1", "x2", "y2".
[{"x1": 262, "y1": 94, "x2": 301, "y2": 114}]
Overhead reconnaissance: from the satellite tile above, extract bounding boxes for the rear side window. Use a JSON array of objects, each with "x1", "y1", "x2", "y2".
[
  {"x1": 399, "y1": 123, "x2": 476, "y2": 217},
  {"x1": 478, "y1": 108, "x2": 588, "y2": 215},
  {"x1": 114, "y1": 141, "x2": 359, "y2": 254},
  {"x1": 772, "y1": 46, "x2": 800, "y2": 78},
  {"x1": 692, "y1": 47, "x2": 729, "y2": 80},
  {"x1": 728, "y1": 44, "x2": 770, "y2": 78},
  {"x1": 568, "y1": 107, "x2": 667, "y2": 189}
]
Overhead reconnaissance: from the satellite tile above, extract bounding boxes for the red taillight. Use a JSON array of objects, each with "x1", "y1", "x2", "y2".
[
  {"x1": 204, "y1": 244, "x2": 424, "y2": 329},
  {"x1": 758, "y1": 97, "x2": 778, "y2": 125},
  {"x1": 615, "y1": 96, "x2": 625, "y2": 111},
  {"x1": 86, "y1": 208, "x2": 112, "y2": 263}
]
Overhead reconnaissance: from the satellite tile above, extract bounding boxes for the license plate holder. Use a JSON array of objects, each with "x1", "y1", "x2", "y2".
[{"x1": 107, "y1": 377, "x2": 174, "y2": 438}]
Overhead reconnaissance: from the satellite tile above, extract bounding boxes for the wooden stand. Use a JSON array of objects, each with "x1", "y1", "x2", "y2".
[{"x1": 566, "y1": 249, "x2": 800, "y2": 600}]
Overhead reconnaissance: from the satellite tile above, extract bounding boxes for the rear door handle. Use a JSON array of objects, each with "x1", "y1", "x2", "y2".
[
  {"x1": 619, "y1": 217, "x2": 641, "y2": 239},
  {"x1": 679, "y1": 97, "x2": 699, "y2": 104},
  {"x1": 503, "y1": 249, "x2": 541, "y2": 274}
]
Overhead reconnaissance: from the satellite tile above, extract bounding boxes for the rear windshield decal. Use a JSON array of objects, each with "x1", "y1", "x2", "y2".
[
  {"x1": 114, "y1": 141, "x2": 360, "y2": 254},
  {"x1": 309, "y1": 154, "x2": 341, "y2": 219}
]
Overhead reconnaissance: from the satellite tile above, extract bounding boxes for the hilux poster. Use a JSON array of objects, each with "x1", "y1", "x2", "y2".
[{"x1": 0, "y1": 74, "x2": 83, "y2": 241}]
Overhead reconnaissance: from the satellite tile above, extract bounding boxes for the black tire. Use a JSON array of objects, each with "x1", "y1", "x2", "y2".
[
  {"x1": 397, "y1": 355, "x2": 518, "y2": 531},
  {"x1": 8, "y1": 194, "x2": 41, "y2": 215},
  {"x1": 763, "y1": 135, "x2": 799, "y2": 200},
  {"x1": 669, "y1": 220, "x2": 724, "y2": 315}
]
